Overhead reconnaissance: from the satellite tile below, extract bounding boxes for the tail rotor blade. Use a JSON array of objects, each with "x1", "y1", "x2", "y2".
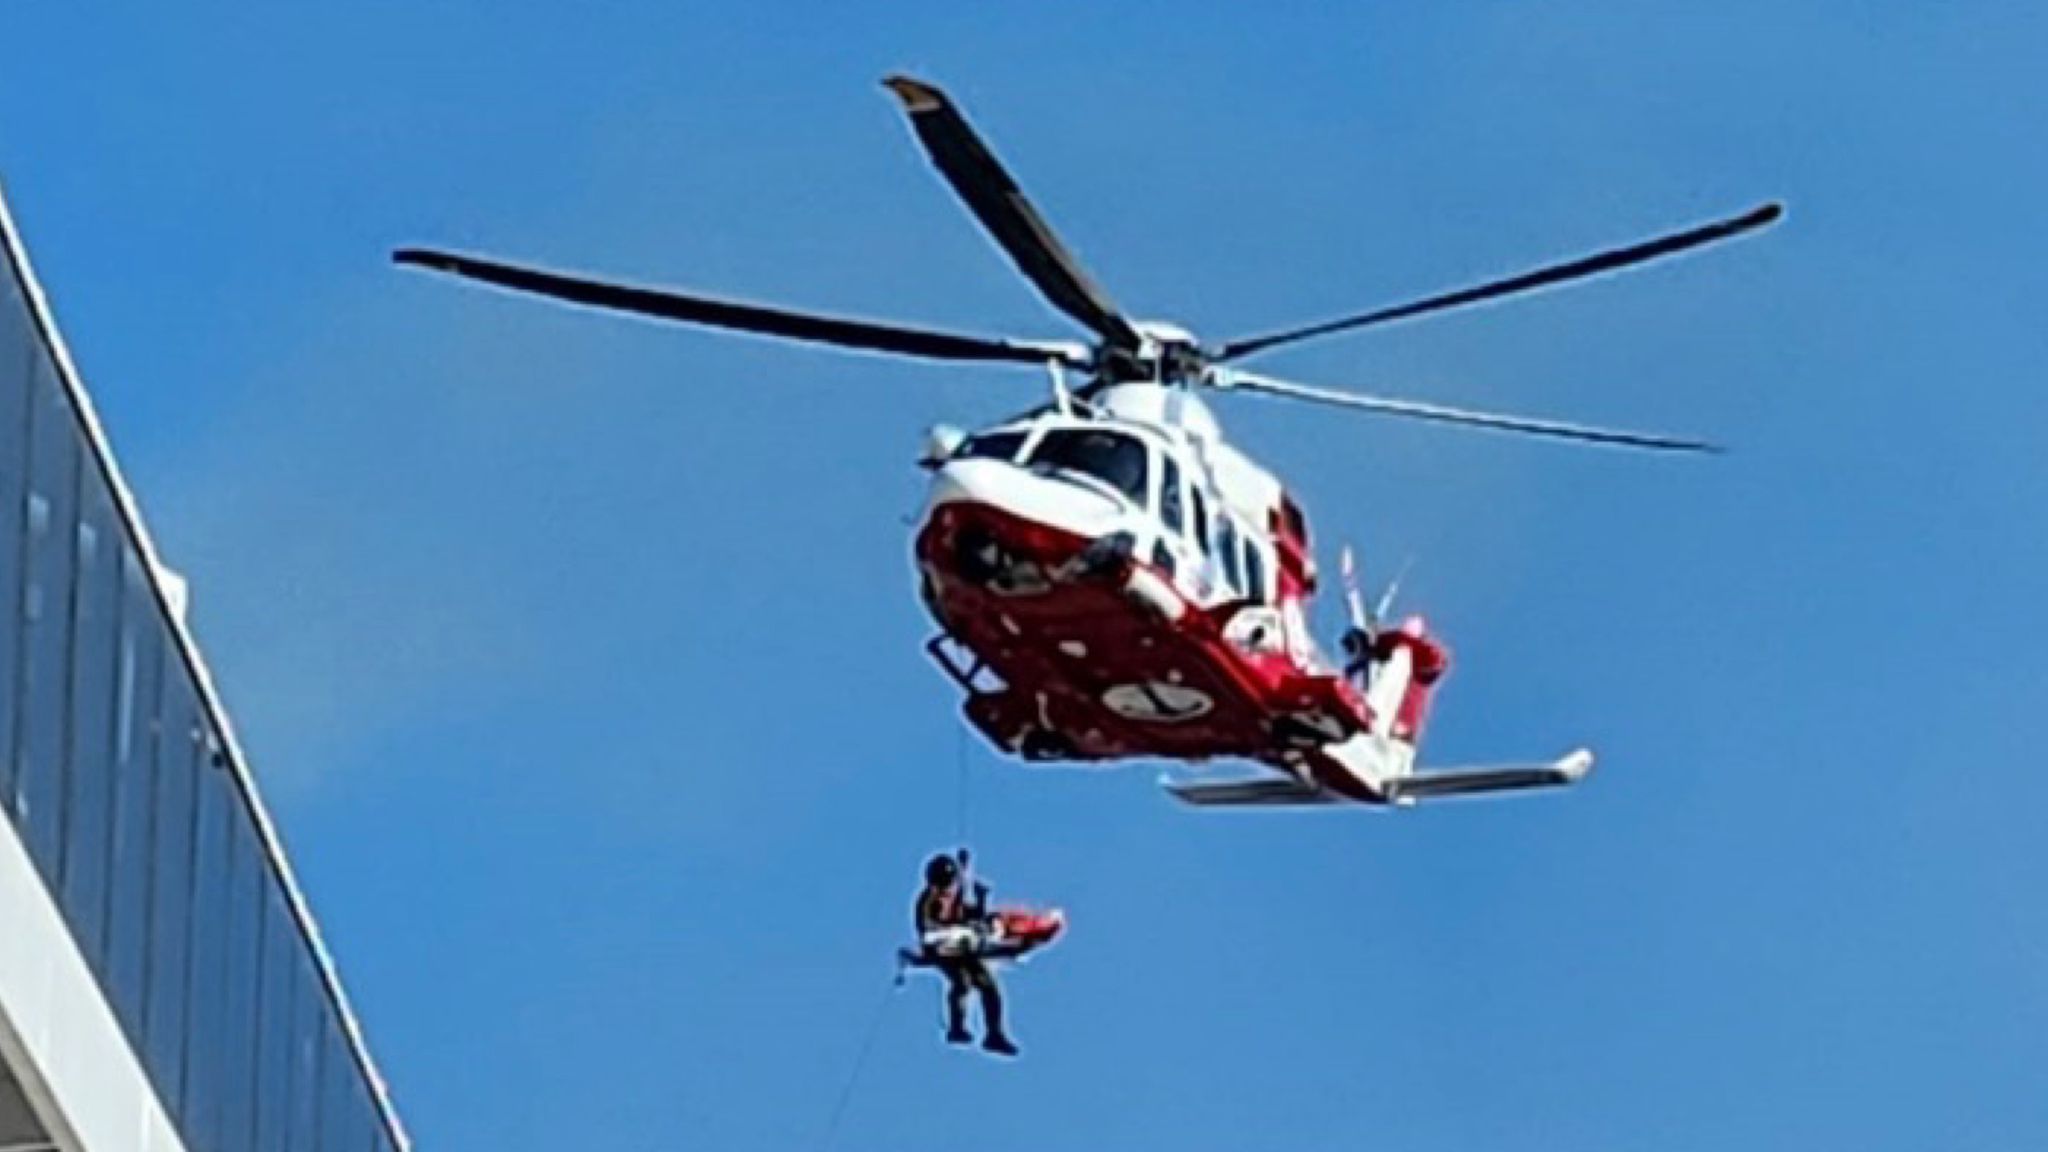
[
  {"x1": 1373, "y1": 557, "x2": 1411, "y2": 625},
  {"x1": 1340, "y1": 547, "x2": 1369, "y2": 631}
]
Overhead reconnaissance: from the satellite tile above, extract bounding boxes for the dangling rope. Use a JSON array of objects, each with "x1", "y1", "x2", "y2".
[
  {"x1": 812, "y1": 978, "x2": 900, "y2": 1152},
  {"x1": 953, "y1": 722, "x2": 972, "y2": 844},
  {"x1": 812, "y1": 721, "x2": 985, "y2": 1150}
]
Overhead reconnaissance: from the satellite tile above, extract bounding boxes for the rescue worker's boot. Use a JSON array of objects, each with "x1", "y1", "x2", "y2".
[
  {"x1": 979, "y1": 988, "x2": 1018, "y2": 1057},
  {"x1": 981, "y1": 1031, "x2": 1019, "y2": 1057}
]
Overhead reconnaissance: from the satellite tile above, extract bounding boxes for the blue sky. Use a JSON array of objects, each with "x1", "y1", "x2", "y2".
[{"x1": 7, "y1": 2, "x2": 2048, "y2": 1148}]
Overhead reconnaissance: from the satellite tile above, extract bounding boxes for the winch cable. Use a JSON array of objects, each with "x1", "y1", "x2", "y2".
[
  {"x1": 811, "y1": 976, "x2": 902, "y2": 1152},
  {"x1": 813, "y1": 721, "x2": 982, "y2": 1151},
  {"x1": 954, "y1": 721, "x2": 973, "y2": 844}
]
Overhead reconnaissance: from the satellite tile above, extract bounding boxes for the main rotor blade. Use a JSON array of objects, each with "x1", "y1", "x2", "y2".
[
  {"x1": 393, "y1": 248, "x2": 1086, "y2": 367},
  {"x1": 1212, "y1": 368, "x2": 1720, "y2": 453},
  {"x1": 883, "y1": 75, "x2": 1142, "y2": 350},
  {"x1": 1216, "y1": 202, "x2": 1783, "y2": 362}
]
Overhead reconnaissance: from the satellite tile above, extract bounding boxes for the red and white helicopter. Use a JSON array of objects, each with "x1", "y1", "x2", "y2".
[{"x1": 395, "y1": 75, "x2": 1779, "y2": 809}]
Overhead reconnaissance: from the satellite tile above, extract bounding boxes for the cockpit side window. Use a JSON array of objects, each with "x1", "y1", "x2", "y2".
[
  {"x1": 1026, "y1": 429, "x2": 1151, "y2": 506},
  {"x1": 1190, "y1": 487, "x2": 1211, "y2": 554},
  {"x1": 1159, "y1": 454, "x2": 1185, "y2": 534},
  {"x1": 957, "y1": 430, "x2": 1028, "y2": 462}
]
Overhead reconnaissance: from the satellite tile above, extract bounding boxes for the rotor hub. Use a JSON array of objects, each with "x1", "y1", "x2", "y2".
[{"x1": 1098, "y1": 320, "x2": 1209, "y2": 386}]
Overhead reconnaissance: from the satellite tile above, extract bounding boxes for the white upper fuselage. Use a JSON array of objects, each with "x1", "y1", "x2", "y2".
[{"x1": 919, "y1": 382, "x2": 1292, "y2": 615}]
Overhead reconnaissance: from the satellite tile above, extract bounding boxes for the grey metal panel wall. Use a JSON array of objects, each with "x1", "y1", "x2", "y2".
[{"x1": 0, "y1": 202, "x2": 401, "y2": 1152}]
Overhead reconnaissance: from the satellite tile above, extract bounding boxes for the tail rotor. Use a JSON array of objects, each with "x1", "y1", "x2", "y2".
[
  {"x1": 1338, "y1": 548, "x2": 1372, "y2": 675},
  {"x1": 1338, "y1": 546, "x2": 1414, "y2": 679}
]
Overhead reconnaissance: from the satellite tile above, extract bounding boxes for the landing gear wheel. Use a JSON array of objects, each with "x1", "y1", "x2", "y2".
[{"x1": 1018, "y1": 728, "x2": 1076, "y2": 762}]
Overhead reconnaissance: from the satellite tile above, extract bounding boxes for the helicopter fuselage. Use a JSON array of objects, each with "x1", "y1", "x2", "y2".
[{"x1": 912, "y1": 382, "x2": 1442, "y2": 800}]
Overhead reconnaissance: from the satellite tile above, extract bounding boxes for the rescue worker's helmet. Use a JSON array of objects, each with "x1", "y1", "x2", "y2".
[{"x1": 925, "y1": 853, "x2": 960, "y2": 887}]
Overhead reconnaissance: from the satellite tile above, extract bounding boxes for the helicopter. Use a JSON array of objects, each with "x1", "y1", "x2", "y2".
[{"x1": 393, "y1": 74, "x2": 1780, "y2": 808}]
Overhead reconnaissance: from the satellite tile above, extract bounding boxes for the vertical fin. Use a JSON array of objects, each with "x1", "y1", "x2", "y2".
[{"x1": 1366, "y1": 644, "x2": 1412, "y2": 739}]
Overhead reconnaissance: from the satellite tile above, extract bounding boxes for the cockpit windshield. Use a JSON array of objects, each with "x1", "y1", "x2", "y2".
[
  {"x1": 956, "y1": 430, "x2": 1028, "y2": 463},
  {"x1": 1025, "y1": 429, "x2": 1150, "y2": 506}
]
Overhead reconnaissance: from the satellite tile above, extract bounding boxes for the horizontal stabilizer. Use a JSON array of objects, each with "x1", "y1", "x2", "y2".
[
  {"x1": 1385, "y1": 748, "x2": 1594, "y2": 802},
  {"x1": 1162, "y1": 774, "x2": 1337, "y2": 808}
]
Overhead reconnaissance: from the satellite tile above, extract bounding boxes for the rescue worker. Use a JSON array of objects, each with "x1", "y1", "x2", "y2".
[{"x1": 914, "y1": 852, "x2": 1018, "y2": 1056}]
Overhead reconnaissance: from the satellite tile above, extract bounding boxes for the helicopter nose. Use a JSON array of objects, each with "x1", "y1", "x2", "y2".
[
  {"x1": 925, "y1": 457, "x2": 1007, "y2": 509},
  {"x1": 923, "y1": 457, "x2": 1124, "y2": 540}
]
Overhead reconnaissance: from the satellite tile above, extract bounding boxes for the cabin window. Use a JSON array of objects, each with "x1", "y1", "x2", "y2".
[
  {"x1": 1159, "y1": 455, "x2": 1185, "y2": 533},
  {"x1": 1216, "y1": 517, "x2": 1244, "y2": 594},
  {"x1": 1243, "y1": 539, "x2": 1269, "y2": 603},
  {"x1": 1026, "y1": 429, "x2": 1150, "y2": 506},
  {"x1": 958, "y1": 430, "x2": 1028, "y2": 462},
  {"x1": 1190, "y1": 487, "x2": 1211, "y2": 553}
]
